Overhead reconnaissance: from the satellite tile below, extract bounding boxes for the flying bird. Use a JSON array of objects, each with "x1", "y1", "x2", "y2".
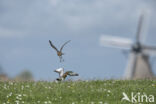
[
  {"x1": 49, "y1": 40, "x2": 71, "y2": 62},
  {"x1": 54, "y1": 68, "x2": 79, "y2": 81}
]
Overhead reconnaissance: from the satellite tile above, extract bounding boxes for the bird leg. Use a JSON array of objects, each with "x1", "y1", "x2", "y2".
[
  {"x1": 59, "y1": 56, "x2": 64, "y2": 62},
  {"x1": 59, "y1": 56, "x2": 62, "y2": 62}
]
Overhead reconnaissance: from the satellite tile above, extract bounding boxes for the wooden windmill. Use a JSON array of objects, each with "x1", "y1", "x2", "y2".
[{"x1": 100, "y1": 13, "x2": 156, "y2": 79}]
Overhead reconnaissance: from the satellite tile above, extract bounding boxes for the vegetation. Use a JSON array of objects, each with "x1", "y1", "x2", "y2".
[
  {"x1": 0, "y1": 80, "x2": 156, "y2": 104},
  {"x1": 15, "y1": 70, "x2": 33, "y2": 81}
]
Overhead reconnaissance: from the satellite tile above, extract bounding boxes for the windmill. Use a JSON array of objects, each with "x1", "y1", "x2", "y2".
[{"x1": 100, "y1": 13, "x2": 156, "y2": 79}]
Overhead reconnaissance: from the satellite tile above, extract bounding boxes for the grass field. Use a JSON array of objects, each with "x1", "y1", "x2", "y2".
[{"x1": 0, "y1": 80, "x2": 156, "y2": 104}]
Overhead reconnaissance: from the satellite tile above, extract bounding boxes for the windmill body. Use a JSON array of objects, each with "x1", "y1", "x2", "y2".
[
  {"x1": 125, "y1": 53, "x2": 154, "y2": 79},
  {"x1": 100, "y1": 13, "x2": 156, "y2": 79}
]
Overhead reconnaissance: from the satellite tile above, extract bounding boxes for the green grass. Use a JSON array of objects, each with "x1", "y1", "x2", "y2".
[{"x1": 0, "y1": 80, "x2": 156, "y2": 104}]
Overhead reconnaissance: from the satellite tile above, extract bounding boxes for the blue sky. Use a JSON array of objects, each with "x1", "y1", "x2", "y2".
[{"x1": 0, "y1": 0, "x2": 156, "y2": 80}]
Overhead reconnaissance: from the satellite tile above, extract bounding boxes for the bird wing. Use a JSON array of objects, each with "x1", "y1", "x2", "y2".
[
  {"x1": 49, "y1": 40, "x2": 59, "y2": 52},
  {"x1": 54, "y1": 71, "x2": 60, "y2": 78},
  {"x1": 66, "y1": 71, "x2": 79, "y2": 76},
  {"x1": 60, "y1": 40, "x2": 71, "y2": 52}
]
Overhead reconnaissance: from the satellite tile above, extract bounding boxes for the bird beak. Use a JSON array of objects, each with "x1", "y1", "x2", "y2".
[{"x1": 54, "y1": 70, "x2": 57, "y2": 72}]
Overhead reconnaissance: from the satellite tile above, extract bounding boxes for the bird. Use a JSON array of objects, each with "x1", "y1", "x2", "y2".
[
  {"x1": 49, "y1": 40, "x2": 71, "y2": 62},
  {"x1": 54, "y1": 68, "x2": 79, "y2": 81}
]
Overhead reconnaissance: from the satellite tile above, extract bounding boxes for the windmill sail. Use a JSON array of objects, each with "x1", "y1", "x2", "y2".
[
  {"x1": 143, "y1": 45, "x2": 156, "y2": 56},
  {"x1": 135, "y1": 12, "x2": 150, "y2": 43},
  {"x1": 136, "y1": 13, "x2": 144, "y2": 43},
  {"x1": 124, "y1": 52, "x2": 137, "y2": 79},
  {"x1": 100, "y1": 35, "x2": 132, "y2": 49}
]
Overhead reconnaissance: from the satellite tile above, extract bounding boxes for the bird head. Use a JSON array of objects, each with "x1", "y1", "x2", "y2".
[
  {"x1": 56, "y1": 78, "x2": 62, "y2": 81},
  {"x1": 54, "y1": 68, "x2": 64, "y2": 73}
]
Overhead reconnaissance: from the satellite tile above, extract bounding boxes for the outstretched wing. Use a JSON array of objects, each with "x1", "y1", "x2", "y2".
[
  {"x1": 66, "y1": 71, "x2": 79, "y2": 76},
  {"x1": 49, "y1": 40, "x2": 59, "y2": 52},
  {"x1": 60, "y1": 40, "x2": 71, "y2": 52}
]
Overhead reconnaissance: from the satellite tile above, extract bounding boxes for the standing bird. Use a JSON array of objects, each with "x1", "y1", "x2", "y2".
[
  {"x1": 54, "y1": 68, "x2": 79, "y2": 81},
  {"x1": 49, "y1": 40, "x2": 71, "y2": 62}
]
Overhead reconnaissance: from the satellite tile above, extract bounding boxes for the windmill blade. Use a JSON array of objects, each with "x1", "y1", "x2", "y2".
[
  {"x1": 100, "y1": 35, "x2": 133, "y2": 49},
  {"x1": 136, "y1": 13, "x2": 144, "y2": 43},
  {"x1": 124, "y1": 52, "x2": 137, "y2": 79},
  {"x1": 142, "y1": 45, "x2": 156, "y2": 56},
  {"x1": 136, "y1": 11, "x2": 150, "y2": 43}
]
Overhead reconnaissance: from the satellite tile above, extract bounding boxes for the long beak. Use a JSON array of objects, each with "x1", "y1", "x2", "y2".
[{"x1": 54, "y1": 70, "x2": 57, "y2": 72}]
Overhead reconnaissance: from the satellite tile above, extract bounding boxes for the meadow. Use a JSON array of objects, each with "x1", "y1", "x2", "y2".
[{"x1": 0, "y1": 80, "x2": 156, "y2": 104}]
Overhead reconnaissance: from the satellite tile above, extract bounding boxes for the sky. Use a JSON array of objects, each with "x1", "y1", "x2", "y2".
[{"x1": 0, "y1": 0, "x2": 156, "y2": 80}]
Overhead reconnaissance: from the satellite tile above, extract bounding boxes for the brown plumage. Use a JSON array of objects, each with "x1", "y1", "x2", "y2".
[
  {"x1": 54, "y1": 68, "x2": 79, "y2": 81},
  {"x1": 62, "y1": 71, "x2": 78, "y2": 79},
  {"x1": 49, "y1": 40, "x2": 71, "y2": 62}
]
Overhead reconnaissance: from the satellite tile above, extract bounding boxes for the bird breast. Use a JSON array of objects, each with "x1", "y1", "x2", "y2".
[
  {"x1": 57, "y1": 52, "x2": 62, "y2": 56},
  {"x1": 62, "y1": 73, "x2": 68, "y2": 79}
]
